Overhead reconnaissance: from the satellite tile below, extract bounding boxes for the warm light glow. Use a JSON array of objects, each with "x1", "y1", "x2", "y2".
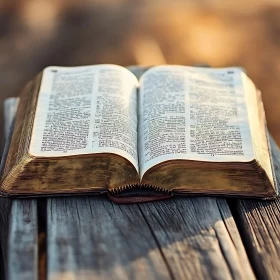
[{"x1": 132, "y1": 39, "x2": 166, "y2": 65}]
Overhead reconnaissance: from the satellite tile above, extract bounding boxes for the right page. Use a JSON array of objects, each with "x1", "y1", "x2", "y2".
[{"x1": 138, "y1": 66, "x2": 255, "y2": 178}]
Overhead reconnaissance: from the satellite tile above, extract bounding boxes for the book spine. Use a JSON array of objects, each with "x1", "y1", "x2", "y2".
[{"x1": 109, "y1": 183, "x2": 171, "y2": 195}]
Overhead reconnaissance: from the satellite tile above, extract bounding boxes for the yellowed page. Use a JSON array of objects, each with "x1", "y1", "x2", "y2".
[
  {"x1": 139, "y1": 66, "x2": 254, "y2": 178},
  {"x1": 29, "y1": 64, "x2": 139, "y2": 170}
]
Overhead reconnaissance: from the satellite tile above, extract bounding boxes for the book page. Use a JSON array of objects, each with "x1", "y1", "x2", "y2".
[
  {"x1": 29, "y1": 65, "x2": 139, "y2": 170},
  {"x1": 138, "y1": 66, "x2": 255, "y2": 178}
]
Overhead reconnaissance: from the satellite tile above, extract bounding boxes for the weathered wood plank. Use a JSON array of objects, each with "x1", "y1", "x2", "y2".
[
  {"x1": 0, "y1": 99, "x2": 15, "y2": 280},
  {"x1": 2, "y1": 98, "x2": 38, "y2": 280},
  {"x1": 47, "y1": 197, "x2": 171, "y2": 280},
  {"x1": 233, "y1": 137, "x2": 280, "y2": 280},
  {"x1": 46, "y1": 197, "x2": 256, "y2": 280},
  {"x1": 138, "y1": 198, "x2": 255, "y2": 280},
  {"x1": 7, "y1": 200, "x2": 38, "y2": 280},
  {"x1": 0, "y1": 196, "x2": 11, "y2": 279}
]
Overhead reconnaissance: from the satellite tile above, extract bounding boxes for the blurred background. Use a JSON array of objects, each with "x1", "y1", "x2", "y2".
[{"x1": 1, "y1": 0, "x2": 280, "y2": 150}]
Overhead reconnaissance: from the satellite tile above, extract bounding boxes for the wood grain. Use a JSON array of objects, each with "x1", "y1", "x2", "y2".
[
  {"x1": 138, "y1": 198, "x2": 255, "y2": 280},
  {"x1": 46, "y1": 196, "x2": 256, "y2": 280},
  {"x1": 233, "y1": 137, "x2": 280, "y2": 280},
  {"x1": 2, "y1": 98, "x2": 38, "y2": 280},
  {"x1": 7, "y1": 199, "x2": 38, "y2": 280},
  {"x1": 47, "y1": 197, "x2": 171, "y2": 280}
]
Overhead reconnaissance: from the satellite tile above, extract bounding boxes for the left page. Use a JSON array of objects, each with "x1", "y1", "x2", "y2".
[{"x1": 29, "y1": 64, "x2": 139, "y2": 171}]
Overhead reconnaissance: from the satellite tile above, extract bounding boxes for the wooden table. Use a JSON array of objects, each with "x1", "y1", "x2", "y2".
[{"x1": 1, "y1": 67, "x2": 280, "y2": 280}]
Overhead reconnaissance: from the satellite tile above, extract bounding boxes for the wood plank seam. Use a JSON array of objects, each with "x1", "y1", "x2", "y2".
[
  {"x1": 214, "y1": 202, "x2": 237, "y2": 279},
  {"x1": 226, "y1": 137, "x2": 280, "y2": 280},
  {"x1": 138, "y1": 198, "x2": 255, "y2": 280},
  {"x1": 227, "y1": 137, "x2": 280, "y2": 279},
  {"x1": 214, "y1": 199, "x2": 247, "y2": 279},
  {"x1": 228, "y1": 200, "x2": 270, "y2": 280},
  {"x1": 46, "y1": 197, "x2": 173, "y2": 279},
  {"x1": 38, "y1": 198, "x2": 47, "y2": 280},
  {"x1": 137, "y1": 205, "x2": 176, "y2": 280}
]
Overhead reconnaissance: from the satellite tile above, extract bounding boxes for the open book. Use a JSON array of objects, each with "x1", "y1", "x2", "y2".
[{"x1": 0, "y1": 65, "x2": 278, "y2": 202}]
